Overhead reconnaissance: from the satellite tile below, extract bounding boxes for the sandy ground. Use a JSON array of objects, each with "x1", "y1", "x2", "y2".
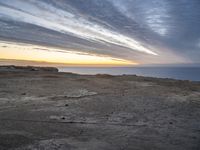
[{"x1": 0, "y1": 69, "x2": 200, "y2": 150}]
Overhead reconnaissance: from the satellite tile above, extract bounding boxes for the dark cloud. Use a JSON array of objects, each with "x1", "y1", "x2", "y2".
[{"x1": 0, "y1": 0, "x2": 199, "y2": 64}]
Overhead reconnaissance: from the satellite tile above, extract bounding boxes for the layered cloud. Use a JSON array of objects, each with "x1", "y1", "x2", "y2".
[{"x1": 0, "y1": 0, "x2": 199, "y2": 64}]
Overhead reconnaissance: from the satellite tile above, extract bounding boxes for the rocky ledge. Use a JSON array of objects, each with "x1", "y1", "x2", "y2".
[{"x1": 0, "y1": 65, "x2": 58, "y2": 72}]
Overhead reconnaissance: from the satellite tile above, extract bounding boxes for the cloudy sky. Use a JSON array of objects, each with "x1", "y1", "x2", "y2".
[{"x1": 0, "y1": 0, "x2": 200, "y2": 65}]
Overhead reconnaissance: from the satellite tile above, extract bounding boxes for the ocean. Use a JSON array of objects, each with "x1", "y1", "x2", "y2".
[{"x1": 59, "y1": 67, "x2": 200, "y2": 81}]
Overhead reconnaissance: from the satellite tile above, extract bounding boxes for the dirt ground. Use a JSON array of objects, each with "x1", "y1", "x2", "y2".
[{"x1": 0, "y1": 70, "x2": 200, "y2": 150}]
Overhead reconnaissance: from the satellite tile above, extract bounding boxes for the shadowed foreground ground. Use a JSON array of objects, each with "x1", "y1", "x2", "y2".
[{"x1": 0, "y1": 67, "x2": 200, "y2": 150}]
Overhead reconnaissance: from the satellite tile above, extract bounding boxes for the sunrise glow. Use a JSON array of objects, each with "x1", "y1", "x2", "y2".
[{"x1": 0, "y1": 42, "x2": 136, "y2": 66}]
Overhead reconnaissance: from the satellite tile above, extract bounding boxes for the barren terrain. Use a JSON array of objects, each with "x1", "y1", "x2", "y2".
[{"x1": 0, "y1": 66, "x2": 200, "y2": 150}]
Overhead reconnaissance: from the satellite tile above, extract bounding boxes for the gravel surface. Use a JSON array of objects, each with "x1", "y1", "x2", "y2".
[{"x1": 0, "y1": 68, "x2": 200, "y2": 150}]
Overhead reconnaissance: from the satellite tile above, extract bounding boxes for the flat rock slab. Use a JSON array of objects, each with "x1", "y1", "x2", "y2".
[{"x1": 0, "y1": 71, "x2": 200, "y2": 150}]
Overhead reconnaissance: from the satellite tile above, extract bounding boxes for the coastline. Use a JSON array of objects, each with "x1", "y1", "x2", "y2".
[
  {"x1": 0, "y1": 66, "x2": 200, "y2": 149},
  {"x1": 58, "y1": 66, "x2": 200, "y2": 81}
]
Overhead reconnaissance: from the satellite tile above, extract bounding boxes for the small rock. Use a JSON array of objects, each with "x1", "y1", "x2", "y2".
[
  {"x1": 49, "y1": 116, "x2": 66, "y2": 120},
  {"x1": 65, "y1": 104, "x2": 69, "y2": 107},
  {"x1": 21, "y1": 93, "x2": 26, "y2": 95},
  {"x1": 49, "y1": 116, "x2": 60, "y2": 120}
]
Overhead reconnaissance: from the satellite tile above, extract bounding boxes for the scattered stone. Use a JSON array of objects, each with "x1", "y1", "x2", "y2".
[
  {"x1": 1, "y1": 68, "x2": 199, "y2": 150},
  {"x1": 49, "y1": 116, "x2": 66, "y2": 120},
  {"x1": 49, "y1": 116, "x2": 61, "y2": 120},
  {"x1": 66, "y1": 89, "x2": 97, "y2": 98}
]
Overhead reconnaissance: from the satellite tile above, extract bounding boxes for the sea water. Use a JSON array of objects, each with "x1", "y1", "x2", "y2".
[{"x1": 59, "y1": 67, "x2": 200, "y2": 81}]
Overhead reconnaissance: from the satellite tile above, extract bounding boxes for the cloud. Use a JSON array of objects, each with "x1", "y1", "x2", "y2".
[
  {"x1": 109, "y1": 0, "x2": 170, "y2": 36},
  {"x1": 0, "y1": 0, "x2": 199, "y2": 64},
  {"x1": 0, "y1": 0, "x2": 157, "y2": 55}
]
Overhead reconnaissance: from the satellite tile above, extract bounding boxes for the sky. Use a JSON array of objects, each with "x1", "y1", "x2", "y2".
[{"x1": 0, "y1": 0, "x2": 200, "y2": 66}]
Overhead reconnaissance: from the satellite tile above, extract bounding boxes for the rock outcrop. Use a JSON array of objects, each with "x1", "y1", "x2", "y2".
[{"x1": 0, "y1": 65, "x2": 58, "y2": 72}]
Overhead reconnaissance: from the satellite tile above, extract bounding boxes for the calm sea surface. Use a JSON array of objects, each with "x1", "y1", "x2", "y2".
[{"x1": 59, "y1": 67, "x2": 200, "y2": 81}]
